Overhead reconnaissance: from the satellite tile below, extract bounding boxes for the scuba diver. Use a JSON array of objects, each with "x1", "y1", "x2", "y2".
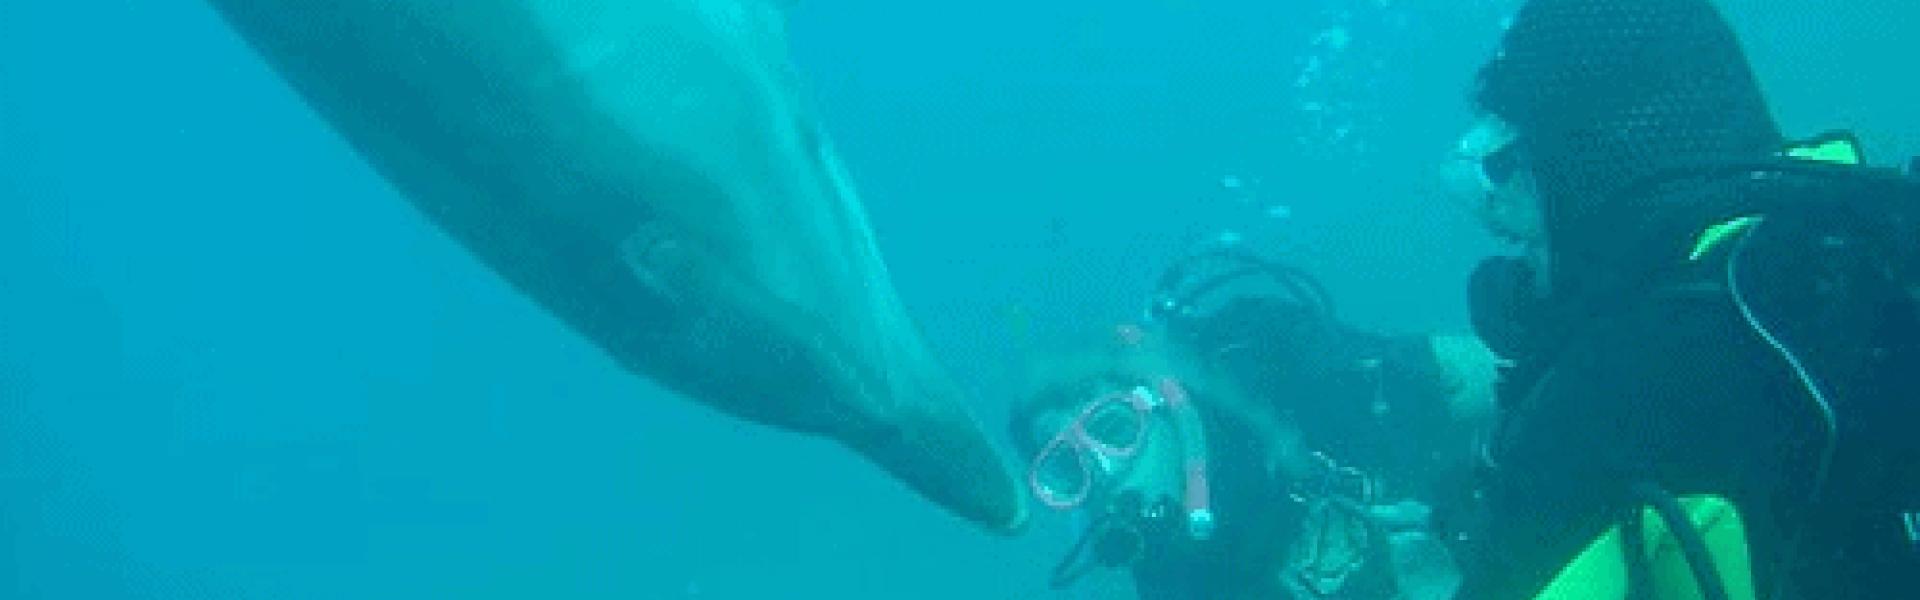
[
  {"x1": 1442, "y1": 0, "x2": 1920, "y2": 598},
  {"x1": 1009, "y1": 246, "x2": 1498, "y2": 599}
]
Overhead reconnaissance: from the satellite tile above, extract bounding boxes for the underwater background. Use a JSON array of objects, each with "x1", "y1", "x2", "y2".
[{"x1": 2, "y1": 0, "x2": 1913, "y2": 597}]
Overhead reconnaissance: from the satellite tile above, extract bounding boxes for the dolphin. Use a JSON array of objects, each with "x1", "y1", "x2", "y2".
[{"x1": 202, "y1": 0, "x2": 1028, "y2": 534}]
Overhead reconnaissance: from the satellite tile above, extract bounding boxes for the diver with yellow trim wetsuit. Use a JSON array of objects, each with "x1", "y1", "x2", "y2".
[{"x1": 1441, "y1": 0, "x2": 1920, "y2": 598}]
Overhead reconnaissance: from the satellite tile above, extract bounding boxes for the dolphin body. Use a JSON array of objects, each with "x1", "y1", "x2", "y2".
[{"x1": 203, "y1": 0, "x2": 1027, "y2": 534}]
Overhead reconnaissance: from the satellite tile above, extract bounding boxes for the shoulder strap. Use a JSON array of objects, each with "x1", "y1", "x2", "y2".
[{"x1": 1623, "y1": 503, "x2": 1653, "y2": 600}]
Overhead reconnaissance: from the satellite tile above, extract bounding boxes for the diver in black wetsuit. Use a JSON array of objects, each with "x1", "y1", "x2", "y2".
[
  {"x1": 1442, "y1": 0, "x2": 1920, "y2": 598},
  {"x1": 1010, "y1": 248, "x2": 1494, "y2": 599}
]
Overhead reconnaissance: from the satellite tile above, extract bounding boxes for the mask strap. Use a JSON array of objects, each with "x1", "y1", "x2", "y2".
[{"x1": 1049, "y1": 514, "x2": 1116, "y2": 590}]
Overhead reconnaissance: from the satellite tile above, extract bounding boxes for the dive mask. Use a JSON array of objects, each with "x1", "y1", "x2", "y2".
[
  {"x1": 1441, "y1": 116, "x2": 1523, "y2": 209},
  {"x1": 1028, "y1": 377, "x2": 1215, "y2": 540}
]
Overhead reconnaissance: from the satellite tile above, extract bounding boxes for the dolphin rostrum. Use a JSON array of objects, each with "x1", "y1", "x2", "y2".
[{"x1": 202, "y1": 0, "x2": 1028, "y2": 534}]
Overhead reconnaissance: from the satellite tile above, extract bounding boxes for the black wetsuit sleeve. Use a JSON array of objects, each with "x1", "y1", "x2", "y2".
[{"x1": 1463, "y1": 287, "x2": 1792, "y2": 598}]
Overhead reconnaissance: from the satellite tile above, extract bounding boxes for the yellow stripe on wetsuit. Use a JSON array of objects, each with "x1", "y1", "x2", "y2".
[{"x1": 1532, "y1": 496, "x2": 1754, "y2": 600}]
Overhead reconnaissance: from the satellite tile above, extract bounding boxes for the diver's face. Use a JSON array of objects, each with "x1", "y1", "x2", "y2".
[
  {"x1": 1028, "y1": 393, "x2": 1185, "y2": 511},
  {"x1": 1447, "y1": 115, "x2": 1546, "y2": 247}
]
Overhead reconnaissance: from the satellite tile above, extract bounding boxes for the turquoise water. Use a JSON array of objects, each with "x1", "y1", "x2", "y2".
[{"x1": 2, "y1": 1, "x2": 1912, "y2": 598}]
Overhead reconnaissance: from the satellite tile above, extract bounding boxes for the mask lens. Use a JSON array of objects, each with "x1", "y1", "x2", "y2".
[
  {"x1": 1441, "y1": 116, "x2": 1520, "y2": 207},
  {"x1": 1081, "y1": 397, "x2": 1148, "y2": 455},
  {"x1": 1031, "y1": 443, "x2": 1093, "y2": 507},
  {"x1": 1482, "y1": 141, "x2": 1522, "y2": 188}
]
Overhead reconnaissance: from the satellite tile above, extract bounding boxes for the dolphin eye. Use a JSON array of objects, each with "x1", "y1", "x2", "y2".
[{"x1": 619, "y1": 222, "x2": 696, "y2": 309}]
